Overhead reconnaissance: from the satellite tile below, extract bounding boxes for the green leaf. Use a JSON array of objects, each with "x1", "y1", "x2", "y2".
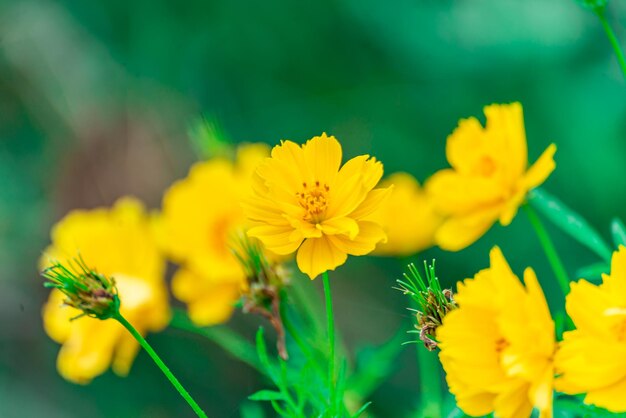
[
  {"x1": 528, "y1": 188, "x2": 612, "y2": 261},
  {"x1": 575, "y1": 262, "x2": 609, "y2": 282},
  {"x1": 240, "y1": 402, "x2": 266, "y2": 418},
  {"x1": 248, "y1": 390, "x2": 286, "y2": 402},
  {"x1": 188, "y1": 115, "x2": 233, "y2": 161},
  {"x1": 611, "y1": 218, "x2": 626, "y2": 248},
  {"x1": 576, "y1": 0, "x2": 608, "y2": 11},
  {"x1": 351, "y1": 401, "x2": 372, "y2": 418},
  {"x1": 347, "y1": 327, "x2": 405, "y2": 398},
  {"x1": 255, "y1": 327, "x2": 275, "y2": 380}
]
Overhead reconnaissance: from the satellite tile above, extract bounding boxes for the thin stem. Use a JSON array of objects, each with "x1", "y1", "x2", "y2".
[
  {"x1": 168, "y1": 308, "x2": 261, "y2": 372},
  {"x1": 524, "y1": 204, "x2": 570, "y2": 296},
  {"x1": 416, "y1": 345, "x2": 442, "y2": 418},
  {"x1": 322, "y1": 271, "x2": 336, "y2": 414},
  {"x1": 595, "y1": 7, "x2": 626, "y2": 79},
  {"x1": 115, "y1": 313, "x2": 208, "y2": 418}
]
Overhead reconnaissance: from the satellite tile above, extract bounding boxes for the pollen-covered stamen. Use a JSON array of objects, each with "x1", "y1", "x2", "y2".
[
  {"x1": 495, "y1": 337, "x2": 510, "y2": 354},
  {"x1": 296, "y1": 180, "x2": 330, "y2": 221}
]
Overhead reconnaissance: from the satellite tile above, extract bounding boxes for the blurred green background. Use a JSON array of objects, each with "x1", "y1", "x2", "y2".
[{"x1": 2, "y1": 0, "x2": 626, "y2": 416}]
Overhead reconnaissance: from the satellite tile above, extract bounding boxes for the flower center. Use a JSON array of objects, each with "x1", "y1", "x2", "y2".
[
  {"x1": 476, "y1": 156, "x2": 497, "y2": 177},
  {"x1": 296, "y1": 181, "x2": 330, "y2": 222},
  {"x1": 495, "y1": 337, "x2": 509, "y2": 354}
]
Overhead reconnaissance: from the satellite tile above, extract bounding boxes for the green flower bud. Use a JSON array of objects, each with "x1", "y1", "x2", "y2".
[{"x1": 42, "y1": 256, "x2": 120, "y2": 320}]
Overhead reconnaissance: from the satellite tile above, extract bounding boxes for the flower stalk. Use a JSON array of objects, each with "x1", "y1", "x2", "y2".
[
  {"x1": 524, "y1": 204, "x2": 570, "y2": 296},
  {"x1": 322, "y1": 271, "x2": 337, "y2": 414},
  {"x1": 41, "y1": 258, "x2": 208, "y2": 418},
  {"x1": 114, "y1": 313, "x2": 208, "y2": 418},
  {"x1": 234, "y1": 234, "x2": 290, "y2": 360}
]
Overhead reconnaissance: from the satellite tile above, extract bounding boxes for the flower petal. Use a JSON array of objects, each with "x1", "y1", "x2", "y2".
[
  {"x1": 326, "y1": 221, "x2": 386, "y2": 256},
  {"x1": 349, "y1": 186, "x2": 393, "y2": 220},
  {"x1": 522, "y1": 143, "x2": 556, "y2": 190},
  {"x1": 320, "y1": 217, "x2": 359, "y2": 239},
  {"x1": 248, "y1": 224, "x2": 303, "y2": 255},
  {"x1": 302, "y1": 133, "x2": 342, "y2": 185},
  {"x1": 296, "y1": 237, "x2": 347, "y2": 279},
  {"x1": 434, "y1": 206, "x2": 501, "y2": 251}
]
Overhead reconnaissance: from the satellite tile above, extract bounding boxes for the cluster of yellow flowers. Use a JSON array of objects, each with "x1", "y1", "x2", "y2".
[
  {"x1": 437, "y1": 245, "x2": 626, "y2": 417},
  {"x1": 41, "y1": 101, "x2": 624, "y2": 417}
]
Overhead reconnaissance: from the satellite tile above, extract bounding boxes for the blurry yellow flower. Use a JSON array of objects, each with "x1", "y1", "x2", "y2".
[
  {"x1": 244, "y1": 133, "x2": 391, "y2": 279},
  {"x1": 41, "y1": 197, "x2": 170, "y2": 384},
  {"x1": 438, "y1": 247, "x2": 555, "y2": 418},
  {"x1": 158, "y1": 143, "x2": 269, "y2": 326},
  {"x1": 427, "y1": 103, "x2": 556, "y2": 251},
  {"x1": 556, "y1": 246, "x2": 626, "y2": 412},
  {"x1": 368, "y1": 172, "x2": 441, "y2": 257}
]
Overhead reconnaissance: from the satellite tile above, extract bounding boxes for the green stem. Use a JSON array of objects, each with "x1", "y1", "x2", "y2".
[
  {"x1": 524, "y1": 204, "x2": 570, "y2": 296},
  {"x1": 115, "y1": 313, "x2": 208, "y2": 418},
  {"x1": 168, "y1": 308, "x2": 261, "y2": 372},
  {"x1": 595, "y1": 7, "x2": 626, "y2": 79},
  {"x1": 322, "y1": 271, "x2": 336, "y2": 414},
  {"x1": 416, "y1": 342, "x2": 442, "y2": 418}
]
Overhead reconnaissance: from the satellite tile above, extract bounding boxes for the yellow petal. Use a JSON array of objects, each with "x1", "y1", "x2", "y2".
[
  {"x1": 601, "y1": 246, "x2": 626, "y2": 303},
  {"x1": 186, "y1": 281, "x2": 242, "y2": 326},
  {"x1": 235, "y1": 143, "x2": 270, "y2": 180},
  {"x1": 320, "y1": 217, "x2": 359, "y2": 239},
  {"x1": 247, "y1": 224, "x2": 303, "y2": 255},
  {"x1": 434, "y1": 206, "x2": 501, "y2": 251},
  {"x1": 111, "y1": 333, "x2": 141, "y2": 376},
  {"x1": 427, "y1": 169, "x2": 503, "y2": 214},
  {"x1": 484, "y1": 102, "x2": 527, "y2": 181},
  {"x1": 302, "y1": 133, "x2": 342, "y2": 185},
  {"x1": 349, "y1": 186, "x2": 393, "y2": 220},
  {"x1": 523, "y1": 143, "x2": 556, "y2": 190},
  {"x1": 56, "y1": 319, "x2": 122, "y2": 384},
  {"x1": 446, "y1": 116, "x2": 487, "y2": 174},
  {"x1": 326, "y1": 221, "x2": 386, "y2": 256},
  {"x1": 327, "y1": 155, "x2": 383, "y2": 218},
  {"x1": 296, "y1": 236, "x2": 348, "y2": 279},
  {"x1": 584, "y1": 376, "x2": 626, "y2": 412}
]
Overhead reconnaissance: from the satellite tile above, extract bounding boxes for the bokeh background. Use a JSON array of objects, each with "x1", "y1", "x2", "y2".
[{"x1": 2, "y1": 0, "x2": 626, "y2": 416}]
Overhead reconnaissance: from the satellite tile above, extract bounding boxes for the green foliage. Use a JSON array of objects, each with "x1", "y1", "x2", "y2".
[
  {"x1": 611, "y1": 218, "x2": 626, "y2": 248},
  {"x1": 528, "y1": 188, "x2": 612, "y2": 262},
  {"x1": 576, "y1": 0, "x2": 609, "y2": 11},
  {"x1": 188, "y1": 116, "x2": 234, "y2": 161},
  {"x1": 555, "y1": 395, "x2": 626, "y2": 417}
]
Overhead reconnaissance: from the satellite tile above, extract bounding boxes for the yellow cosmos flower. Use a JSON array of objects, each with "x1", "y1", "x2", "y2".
[
  {"x1": 244, "y1": 133, "x2": 391, "y2": 279},
  {"x1": 158, "y1": 143, "x2": 269, "y2": 326},
  {"x1": 438, "y1": 247, "x2": 555, "y2": 418},
  {"x1": 41, "y1": 197, "x2": 170, "y2": 384},
  {"x1": 427, "y1": 103, "x2": 556, "y2": 251},
  {"x1": 367, "y1": 172, "x2": 441, "y2": 257},
  {"x1": 555, "y1": 246, "x2": 626, "y2": 412}
]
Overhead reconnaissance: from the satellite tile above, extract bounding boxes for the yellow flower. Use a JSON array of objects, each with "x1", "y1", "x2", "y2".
[
  {"x1": 158, "y1": 143, "x2": 269, "y2": 326},
  {"x1": 244, "y1": 133, "x2": 391, "y2": 279},
  {"x1": 427, "y1": 103, "x2": 556, "y2": 251},
  {"x1": 555, "y1": 246, "x2": 626, "y2": 412},
  {"x1": 438, "y1": 247, "x2": 555, "y2": 418},
  {"x1": 41, "y1": 197, "x2": 170, "y2": 384},
  {"x1": 367, "y1": 172, "x2": 441, "y2": 257}
]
